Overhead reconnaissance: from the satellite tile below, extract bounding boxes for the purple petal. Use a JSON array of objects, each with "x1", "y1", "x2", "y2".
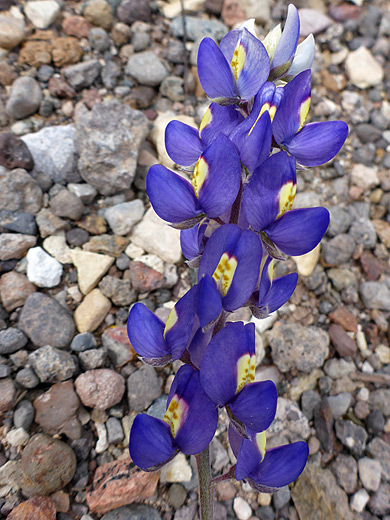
[
  {"x1": 127, "y1": 303, "x2": 169, "y2": 360},
  {"x1": 164, "y1": 287, "x2": 198, "y2": 360},
  {"x1": 197, "y1": 274, "x2": 222, "y2": 328},
  {"x1": 235, "y1": 433, "x2": 264, "y2": 481},
  {"x1": 257, "y1": 272, "x2": 298, "y2": 315},
  {"x1": 219, "y1": 29, "x2": 241, "y2": 62},
  {"x1": 147, "y1": 165, "x2": 202, "y2": 224},
  {"x1": 129, "y1": 414, "x2": 176, "y2": 471},
  {"x1": 229, "y1": 381, "x2": 277, "y2": 433},
  {"x1": 284, "y1": 121, "x2": 349, "y2": 166},
  {"x1": 165, "y1": 120, "x2": 204, "y2": 166},
  {"x1": 180, "y1": 221, "x2": 208, "y2": 261},
  {"x1": 197, "y1": 38, "x2": 238, "y2": 102},
  {"x1": 270, "y1": 4, "x2": 300, "y2": 78},
  {"x1": 199, "y1": 103, "x2": 243, "y2": 147},
  {"x1": 265, "y1": 207, "x2": 330, "y2": 256}
]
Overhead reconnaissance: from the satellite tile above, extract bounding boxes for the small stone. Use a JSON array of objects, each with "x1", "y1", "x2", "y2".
[
  {"x1": 267, "y1": 397, "x2": 310, "y2": 443},
  {"x1": 332, "y1": 454, "x2": 357, "y2": 494},
  {"x1": 43, "y1": 233, "x2": 72, "y2": 264},
  {"x1": 75, "y1": 369, "x2": 125, "y2": 410},
  {"x1": 26, "y1": 246, "x2": 63, "y2": 288},
  {"x1": 101, "y1": 325, "x2": 135, "y2": 367},
  {"x1": 105, "y1": 200, "x2": 144, "y2": 236},
  {"x1": 14, "y1": 400, "x2": 35, "y2": 431},
  {"x1": 369, "y1": 389, "x2": 390, "y2": 415},
  {"x1": 83, "y1": 234, "x2": 128, "y2": 257},
  {"x1": 127, "y1": 365, "x2": 161, "y2": 412},
  {"x1": 51, "y1": 37, "x2": 83, "y2": 67},
  {"x1": 6, "y1": 76, "x2": 42, "y2": 120},
  {"x1": 63, "y1": 59, "x2": 101, "y2": 90},
  {"x1": 0, "y1": 377, "x2": 15, "y2": 412},
  {"x1": 20, "y1": 434, "x2": 76, "y2": 496},
  {"x1": 68, "y1": 183, "x2": 97, "y2": 205},
  {"x1": 335, "y1": 420, "x2": 368, "y2": 457},
  {"x1": 327, "y1": 393, "x2": 353, "y2": 418},
  {"x1": 328, "y1": 324, "x2": 357, "y2": 357},
  {"x1": 100, "y1": 505, "x2": 161, "y2": 520},
  {"x1": 273, "y1": 486, "x2": 290, "y2": 509},
  {"x1": 160, "y1": 453, "x2": 192, "y2": 483},
  {"x1": 298, "y1": 8, "x2": 332, "y2": 37},
  {"x1": 7, "y1": 496, "x2": 56, "y2": 520},
  {"x1": 329, "y1": 307, "x2": 358, "y2": 333},
  {"x1": 373, "y1": 219, "x2": 390, "y2": 248},
  {"x1": 0, "y1": 15, "x2": 25, "y2": 50},
  {"x1": 117, "y1": 0, "x2": 151, "y2": 24},
  {"x1": 88, "y1": 27, "x2": 110, "y2": 51},
  {"x1": 323, "y1": 234, "x2": 356, "y2": 266},
  {"x1": 0, "y1": 271, "x2": 36, "y2": 311},
  {"x1": 79, "y1": 347, "x2": 107, "y2": 370},
  {"x1": 62, "y1": 15, "x2": 91, "y2": 38},
  {"x1": 0, "y1": 232, "x2": 36, "y2": 261},
  {"x1": 351, "y1": 163, "x2": 379, "y2": 190},
  {"x1": 170, "y1": 15, "x2": 227, "y2": 41},
  {"x1": 95, "y1": 421, "x2": 108, "y2": 453},
  {"x1": 233, "y1": 497, "x2": 252, "y2": 520},
  {"x1": 358, "y1": 457, "x2": 381, "y2": 492},
  {"x1": 25, "y1": 0, "x2": 60, "y2": 29},
  {"x1": 345, "y1": 46, "x2": 384, "y2": 89},
  {"x1": 127, "y1": 261, "x2": 165, "y2": 292},
  {"x1": 6, "y1": 427, "x2": 29, "y2": 447},
  {"x1": 71, "y1": 332, "x2": 97, "y2": 352},
  {"x1": 366, "y1": 409, "x2": 385, "y2": 435},
  {"x1": 84, "y1": 0, "x2": 113, "y2": 30},
  {"x1": 351, "y1": 488, "x2": 370, "y2": 513},
  {"x1": 369, "y1": 483, "x2": 390, "y2": 515},
  {"x1": 126, "y1": 51, "x2": 168, "y2": 87},
  {"x1": 366, "y1": 437, "x2": 390, "y2": 480},
  {"x1": 74, "y1": 288, "x2": 111, "y2": 332},
  {"x1": 86, "y1": 458, "x2": 159, "y2": 514},
  {"x1": 29, "y1": 345, "x2": 76, "y2": 383},
  {"x1": 50, "y1": 189, "x2": 84, "y2": 221},
  {"x1": 0, "y1": 61, "x2": 17, "y2": 86},
  {"x1": 19, "y1": 40, "x2": 51, "y2": 67},
  {"x1": 19, "y1": 292, "x2": 75, "y2": 348},
  {"x1": 0, "y1": 133, "x2": 33, "y2": 170},
  {"x1": 16, "y1": 367, "x2": 40, "y2": 389},
  {"x1": 71, "y1": 249, "x2": 114, "y2": 295},
  {"x1": 0, "y1": 328, "x2": 27, "y2": 354},
  {"x1": 36, "y1": 209, "x2": 68, "y2": 238},
  {"x1": 160, "y1": 76, "x2": 185, "y2": 102},
  {"x1": 0, "y1": 167, "x2": 42, "y2": 214},
  {"x1": 106, "y1": 417, "x2": 124, "y2": 444},
  {"x1": 360, "y1": 281, "x2": 390, "y2": 311},
  {"x1": 67, "y1": 228, "x2": 89, "y2": 246},
  {"x1": 34, "y1": 380, "x2": 82, "y2": 440}
]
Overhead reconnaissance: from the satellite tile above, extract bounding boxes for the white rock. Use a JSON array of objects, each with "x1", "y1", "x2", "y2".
[
  {"x1": 233, "y1": 497, "x2": 252, "y2": 520},
  {"x1": 131, "y1": 207, "x2": 182, "y2": 264},
  {"x1": 351, "y1": 164, "x2": 379, "y2": 190},
  {"x1": 376, "y1": 344, "x2": 390, "y2": 364},
  {"x1": 25, "y1": 0, "x2": 60, "y2": 29},
  {"x1": 345, "y1": 47, "x2": 384, "y2": 89},
  {"x1": 43, "y1": 232, "x2": 72, "y2": 264},
  {"x1": 26, "y1": 246, "x2": 63, "y2": 288},
  {"x1": 241, "y1": 0, "x2": 270, "y2": 23},
  {"x1": 68, "y1": 183, "x2": 97, "y2": 205},
  {"x1": 5, "y1": 428, "x2": 29, "y2": 447},
  {"x1": 105, "y1": 200, "x2": 144, "y2": 236},
  {"x1": 164, "y1": 263, "x2": 178, "y2": 288},
  {"x1": 125, "y1": 242, "x2": 144, "y2": 259},
  {"x1": 358, "y1": 457, "x2": 382, "y2": 491},
  {"x1": 250, "y1": 312, "x2": 278, "y2": 334},
  {"x1": 293, "y1": 244, "x2": 320, "y2": 276},
  {"x1": 70, "y1": 249, "x2": 114, "y2": 295},
  {"x1": 350, "y1": 488, "x2": 369, "y2": 513},
  {"x1": 133, "y1": 254, "x2": 164, "y2": 274},
  {"x1": 160, "y1": 453, "x2": 192, "y2": 483},
  {"x1": 95, "y1": 422, "x2": 108, "y2": 453}
]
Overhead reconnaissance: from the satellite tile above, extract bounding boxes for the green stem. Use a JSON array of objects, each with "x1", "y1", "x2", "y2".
[{"x1": 196, "y1": 446, "x2": 213, "y2": 520}]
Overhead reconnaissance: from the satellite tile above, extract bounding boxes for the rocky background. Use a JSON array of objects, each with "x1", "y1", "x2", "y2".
[{"x1": 0, "y1": 0, "x2": 389, "y2": 519}]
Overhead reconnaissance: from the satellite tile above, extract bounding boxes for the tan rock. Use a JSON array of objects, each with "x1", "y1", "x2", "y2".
[
  {"x1": 43, "y1": 233, "x2": 72, "y2": 264},
  {"x1": 86, "y1": 458, "x2": 160, "y2": 514},
  {"x1": 74, "y1": 289, "x2": 111, "y2": 332},
  {"x1": 0, "y1": 233, "x2": 36, "y2": 261},
  {"x1": 0, "y1": 378, "x2": 16, "y2": 412},
  {"x1": 293, "y1": 244, "x2": 320, "y2": 277},
  {"x1": 19, "y1": 40, "x2": 51, "y2": 67},
  {"x1": 62, "y1": 15, "x2": 91, "y2": 38},
  {"x1": 84, "y1": 0, "x2": 113, "y2": 30},
  {"x1": 70, "y1": 249, "x2": 114, "y2": 294},
  {"x1": 51, "y1": 37, "x2": 83, "y2": 67},
  {"x1": 345, "y1": 46, "x2": 384, "y2": 89},
  {"x1": 75, "y1": 368, "x2": 125, "y2": 410},
  {"x1": 0, "y1": 15, "x2": 25, "y2": 50},
  {"x1": 350, "y1": 163, "x2": 379, "y2": 190},
  {"x1": 7, "y1": 496, "x2": 56, "y2": 520},
  {"x1": 372, "y1": 219, "x2": 390, "y2": 248},
  {"x1": 0, "y1": 271, "x2": 36, "y2": 311}
]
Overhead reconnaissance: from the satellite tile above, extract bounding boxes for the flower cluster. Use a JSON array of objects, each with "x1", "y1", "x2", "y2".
[{"x1": 128, "y1": 4, "x2": 348, "y2": 496}]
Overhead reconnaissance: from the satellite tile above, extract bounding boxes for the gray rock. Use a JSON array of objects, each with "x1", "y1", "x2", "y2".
[
  {"x1": 267, "y1": 397, "x2": 310, "y2": 444},
  {"x1": 160, "y1": 76, "x2": 185, "y2": 102},
  {"x1": 68, "y1": 183, "x2": 98, "y2": 205},
  {"x1": 335, "y1": 419, "x2": 368, "y2": 456},
  {"x1": 99, "y1": 275, "x2": 136, "y2": 307},
  {"x1": 360, "y1": 282, "x2": 390, "y2": 311},
  {"x1": 29, "y1": 345, "x2": 76, "y2": 383},
  {"x1": 332, "y1": 454, "x2": 358, "y2": 494},
  {"x1": 0, "y1": 167, "x2": 42, "y2": 214},
  {"x1": 170, "y1": 15, "x2": 227, "y2": 41},
  {"x1": 79, "y1": 348, "x2": 107, "y2": 370},
  {"x1": 0, "y1": 365, "x2": 11, "y2": 378},
  {"x1": 327, "y1": 393, "x2": 353, "y2": 418},
  {"x1": 75, "y1": 101, "x2": 149, "y2": 195},
  {"x1": 273, "y1": 486, "x2": 291, "y2": 509},
  {"x1": 323, "y1": 234, "x2": 356, "y2": 265},
  {"x1": 131, "y1": 31, "x2": 150, "y2": 52},
  {"x1": 125, "y1": 51, "x2": 168, "y2": 87},
  {"x1": 19, "y1": 292, "x2": 75, "y2": 348},
  {"x1": 147, "y1": 395, "x2": 168, "y2": 421},
  {"x1": 323, "y1": 358, "x2": 355, "y2": 379},
  {"x1": 88, "y1": 27, "x2": 110, "y2": 51},
  {"x1": 0, "y1": 211, "x2": 36, "y2": 235},
  {"x1": 105, "y1": 200, "x2": 144, "y2": 235},
  {"x1": 367, "y1": 437, "x2": 390, "y2": 481},
  {"x1": 117, "y1": 0, "x2": 151, "y2": 24},
  {"x1": 0, "y1": 232, "x2": 36, "y2": 261},
  {"x1": 106, "y1": 416, "x2": 124, "y2": 444},
  {"x1": 101, "y1": 326, "x2": 133, "y2": 367},
  {"x1": 0, "y1": 328, "x2": 28, "y2": 354},
  {"x1": 63, "y1": 59, "x2": 102, "y2": 90},
  {"x1": 358, "y1": 457, "x2": 382, "y2": 492},
  {"x1": 369, "y1": 389, "x2": 390, "y2": 415},
  {"x1": 36, "y1": 208, "x2": 68, "y2": 237},
  {"x1": 301, "y1": 390, "x2": 321, "y2": 420},
  {"x1": 327, "y1": 268, "x2": 357, "y2": 291},
  {"x1": 71, "y1": 332, "x2": 97, "y2": 352},
  {"x1": 349, "y1": 218, "x2": 377, "y2": 248},
  {"x1": 16, "y1": 367, "x2": 39, "y2": 388},
  {"x1": 14, "y1": 399, "x2": 35, "y2": 431},
  {"x1": 21, "y1": 125, "x2": 79, "y2": 186},
  {"x1": 101, "y1": 505, "x2": 161, "y2": 520},
  {"x1": 356, "y1": 123, "x2": 382, "y2": 143},
  {"x1": 50, "y1": 188, "x2": 84, "y2": 220},
  {"x1": 369, "y1": 483, "x2": 390, "y2": 515},
  {"x1": 102, "y1": 60, "x2": 121, "y2": 89},
  {"x1": 267, "y1": 323, "x2": 329, "y2": 373},
  {"x1": 366, "y1": 410, "x2": 385, "y2": 435},
  {"x1": 127, "y1": 365, "x2": 161, "y2": 412},
  {"x1": 6, "y1": 77, "x2": 42, "y2": 120}
]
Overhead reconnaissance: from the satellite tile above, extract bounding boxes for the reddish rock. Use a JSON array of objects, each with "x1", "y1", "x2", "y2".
[
  {"x1": 51, "y1": 37, "x2": 83, "y2": 67},
  {"x1": 101, "y1": 324, "x2": 136, "y2": 366},
  {"x1": 329, "y1": 3, "x2": 362, "y2": 21},
  {"x1": 0, "y1": 132, "x2": 34, "y2": 170},
  {"x1": 329, "y1": 307, "x2": 358, "y2": 333},
  {"x1": 86, "y1": 458, "x2": 160, "y2": 514},
  {"x1": 128, "y1": 261, "x2": 165, "y2": 292},
  {"x1": 0, "y1": 377, "x2": 15, "y2": 412},
  {"x1": 48, "y1": 76, "x2": 76, "y2": 98},
  {"x1": 0, "y1": 62, "x2": 17, "y2": 86},
  {"x1": 359, "y1": 251, "x2": 383, "y2": 281},
  {"x1": 82, "y1": 88, "x2": 102, "y2": 109},
  {"x1": 8, "y1": 496, "x2": 56, "y2": 520},
  {"x1": 328, "y1": 323, "x2": 357, "y2": 357},
  {"x1": 0, "y1": 271, "x2": 36, "y2": 311},
  {"x1": 75, "y1": 369, "x2": 125, "y2": 410},
  {"x1": 221, "y1": 0, "x2": 245, "y2": 26},
  {"x1": 62, "y1": 15, "x2": 91, "y2": 38}
]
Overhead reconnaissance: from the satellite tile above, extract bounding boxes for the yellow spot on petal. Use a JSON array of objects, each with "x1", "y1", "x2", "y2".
[
  {"x1": 163, "y1": 307, "x2": 178, "y2": 338},
  {"x1": 248, "y1": 102, "x2": 276, "y2": 136},
  {"x1": 231, "y1": 42, "x2": 246, "y2": 80},
  {"x1": 267, "y1": 259, "x2": 274, "y2": 285},
  {"x1": 298, "y1": 97, "x2": 311, "y2": 132},
  {"x1": 192, "y1": 156, "x2": 209, "y2": 198},
  {"x1": 212, "y1": 253, "x2": 237, "y2": 296},
  {"x1": 163, "y1": 396, "x2": 188, "y2": 438},
  {"x1": 256, "y1": 431, "x2": 266, "y2": 462},
  {"x1": 199, "y1": 106, "x2": 212, "y2": 138},
  {"x1": 277, "y1": 181, "x2": 296, "y2": 218},
  {"x1": 236, "y1": 353, "x2": 256, "y2": 393}
]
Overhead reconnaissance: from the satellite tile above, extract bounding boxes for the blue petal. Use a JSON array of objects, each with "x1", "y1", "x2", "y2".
[
  {"x1": 180, "y1": 221, "x2": 208, "y2": 261},
  {"x1": 197, "y1": 274, "x2": 222, "y2": 328},
  {"x1": 258, "y1": 272, "x2": 298, "y2": 315},
  {"x1": 127, "y1": 303, "x2": 169, "y2": 360},
  {"x1": 199, "y1": 103, "x2": 243, "y2": 147},
  {"x1": 164, "y1": 287, "x2": 198, "y2": 360},
  {"x1": 270, "y1": 4, "x2": 300, "y2": 79},
  {"x1": 165, "y1": 120, "x2": 204, "y2": 166}
]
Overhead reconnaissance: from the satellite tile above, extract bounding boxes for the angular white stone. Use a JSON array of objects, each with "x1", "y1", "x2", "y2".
[
  {"x1": 43, "y1": 232, "x2": 72, "y2": 264},
  {"x1": 25, "y1": 0, "x2": 60, "y2": 29},
  {"x1": 70, "y1": 249, "x2": 114, "y2": 295},
  {"x1": 160, "y1": 453, "x2": 192, "y2": 483},
  {"x1": 105, "y1": 199, "x2": 144, "y2": 236},
  {"x1": 350, "y1": 488, "x2": 369, "y2": 513},
  {"x1": 351, "y1": 164, "x2": 379, "y2": 190},
  {"x1": 345, "y1": 46, "x2": 384, "y2": 89},
  {"x1": 27, "y1": 246, "x2": 63, "y2": 288},
  {"x1": 358, "y1": 457, "x2": 382, "y2": 491},
  {"x1": 5, "y1": 427, "x2": 29, "y2": 447}
]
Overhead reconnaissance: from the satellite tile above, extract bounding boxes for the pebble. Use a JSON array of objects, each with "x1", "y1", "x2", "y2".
[
  {"x1": 369, "y1": 389, "x2": 390, "y2": 415},
  {"x1": 335, "y1": 420, "x2": 368, "y2": 457},
  {"x1": 351, "y1": 488, "x2": 370, "y2": 513},
  {"x1": 67, "y1": 228, "x2": 89, "y2": 246},
  {"x1": 160, "y1": 454, "x2": 192, "y2": 483},
  {"x1": 75, "y1": 369, "x2": 125, "y2": 410},
  {"x1": 105, "y1": 200, "x2": 144, "y2": 236},
  {"x1": 128, "y1": 261, "x2": 165, "y2": 292},
  {"x1": 327, "y1": 393, "x2": 353, "y2": 418},
  {"x1": 349, "y1": 218, "x2": 376, "y2": 248},
  {"x1": 0, "y1": 15, "x2": 25, "y2": 50},
  {"x1": 24, "y1": 0, "x2": 60, "y2": 29},
  {"x1": 322, "y1": 234, "x2": 356, "y2": 266},
  {"x1": 233, "y1": 497, "x2": 252, "y2": 520},
  {"x1": 71, "y1": 332, "x2": 97, "y2": 352},
  {"x1": 298, "y1": 8, "x2": 332, "y2": 37},
  {"x1": 74, "y1": 288, "x2": 111, "y2": 332},
  {"x1": 7, "y1": 496, "x2": 56, "y2": 520},
  {"x1": 100, "y1": 505, "x2": 161, "y2": 520},
  {"x1": 88, "y1": 27, "x2": 110, "y2": 51},
  {"x1": 6, "y1": 77, "x2": 42, "y2": 120},
  {"x1": 79, "y1": 348, "x2": 107, "y2": 370},
  {"x1": 332, "y1": 454, "x2": 357, "y2": 494},
  {"x1": 84, "y1": 0, "x2": 113, "y2": 30},
  {"x1": 0, "y1": 233, "x2": 36, "y2": 261},
  {"x1": 101, "y1": 325, "x2": 135, "y2": 367},
  {"x1": 83, "y1": 234, "x2": 128, "y2": 257},
  {"x1": 367, "y1": 437, "x2": 390, "y2": 480},
  {"x1": 14, "y1": 400, "x2": 35, "y2": 431},
  {"x1": 51, "y1": 37, "x2": 83, "y2": 67},
  {"x1": 21, "y1": 125, "x2": 78, "y2": 185},
  {"x1": 170, "y1": 15, "x2": 227, "y2": 41},
  {"x1": 106, "y1": 417, "x2": 124, "y2": 444},
  {"x1": 71, "y1": 249, "x2": 114, "y2": 295},
  {"x1": 358, "y1": 457, "x2": 382, "y2": 492},
  {"x1": 267, "y1": 397, "x2": 310, "y2": 443},
  {"x1": 63, "y1": 59, "x2": 102, "y2": 90},
  {"x1": 6, "y1": 427, "x2": 29, "y2": 447},
  {"x1": 16, "y1": 367, "x2": 40, "y2": 389},
  {"x1": 0, "y1": 377, "x2": 15, "y2": 412},
  {"x1": 62, "y1": 15, "x2": 91, "y2": 38},
  {"x1": 328, "y1": 324, "x2": 356, "y2": 357},
  {"x1": 51, "y1": 189, "x2": 84, "y2": 220},
  {"x1": 0, "y1": 327, "x2": 27, "y2": 354},
  {"x1": 29, "y1": 345, "x2": 76, "y2": 383},
  {"x1": 360, "y1": 281, "x2": 390, "y2": 310},
  {"x1": 75, "y1": 101, "x2": 149, "y2": 195},
  {"x1": 125, "y1": 51, "x2": 168, "y2": 87},
  {"x1": 43, "y1": 233, "x2": 72, "y2": 264},
  {"x1": 95, "y1": 421, "x2": 108, "y2": 453},
  {"x1": 267, "y1": 323, "x2": 329, "y2": 373},
  {"x1": 0, "y1": 133, "x2": 33, "y2": 171},
  {"x1": 20, "y1": 433, "x2": 76, "y2": 496},
  {"x1": 0, "y1": 272, "x2": 33, "y2": 312},
  {"x1": 0, "y1": 210, "x2": 36, "y2": 235},
  {"x1": 345, "y1": 46, "x2": 384, "y2": 89},
  {"x1": 117, "y1": 0, "x2": 151, "y2": 24},
  {"x1": 127, "y1": 365, "x2": 161, "y2": 412},
  {"x1": 26, "y1": 246, "x2": 63, "y2": 288},
  {"x1": 68, "y1": 183, "x2": 97, "y2": 205},
  {"x1": 19, "y1": 292, "x2": 75, "y2": 348},
  {"x1": 369, "y1": 483, "x2": 390, "y2": 515},
  {"x1": 0, "y1": 167, "x2": 42, "y2": 215}
]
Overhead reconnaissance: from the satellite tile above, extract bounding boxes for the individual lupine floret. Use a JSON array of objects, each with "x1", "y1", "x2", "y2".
[
  {"x1": 197, "y1": 27, "x2": 270, "y2": 104},
  {"x1": 241, "y1": 151, "x2": 329, "y2": 257},
  {"x1": 147, "y1": 133, "x2": 241, "y2": 228},
  {"x1": 130, "y1": 365, "x2": 218, "y2": 471},
  {"x1": 197, "y1": 224, "x2": 263, "y2": 312},
  {"x1": 199, "y1": 322, "x2": 277, "y2": 437},
  {"x1": 272, "y1": 70, "x2": 348, "y2": 166},
  {"x1": 229, "y1": 426, "x2": 309, "y2": 492}
]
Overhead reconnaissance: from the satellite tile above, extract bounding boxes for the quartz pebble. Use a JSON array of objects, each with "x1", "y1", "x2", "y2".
[{"x1": 26, "y1": 246, "x2": 63, "y2": 288}]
